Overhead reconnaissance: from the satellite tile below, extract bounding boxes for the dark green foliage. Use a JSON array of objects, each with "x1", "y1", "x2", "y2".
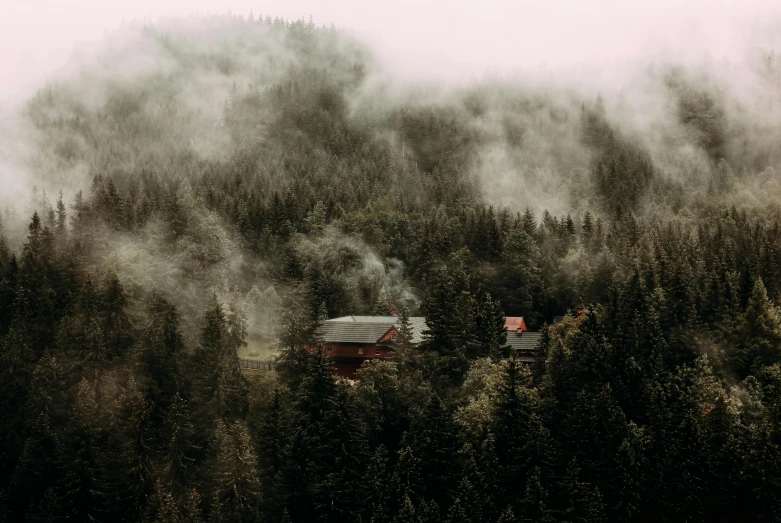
[
  {"x1": 476, "y1": 293, "x2": 508, "y2": 360},
  {"x1": 487, "y1": 357, "x2": 550, "y2": 515},
  {"x1": 735, "y1": 278, "x2": 781, "y2": 376},
  {"x1": 103, "y1": 378, "x2": 155, "y2": 522},
  {"x1": 138, "y1": 294, "x2": 183, "y2": 425},
  {"x1": 580, "y1": 100, "x2": 655, "y2": 215},
  {"x1": 397, "y1": 395, "x2": 461, "y2": 509},
  {"x1": 162, "y1": 393, "x2": 197, "y2": 495},
  {"x1": 207, "y1": 420, "x2": 261, "y2": 523},
  {"x1": 190, "y1": 297, "x2": 249, "y2": 425}
]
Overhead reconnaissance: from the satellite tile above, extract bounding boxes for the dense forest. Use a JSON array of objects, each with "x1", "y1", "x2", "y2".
[{"x1": 6, "y1": 13, "x2": 781, "y2": 522}]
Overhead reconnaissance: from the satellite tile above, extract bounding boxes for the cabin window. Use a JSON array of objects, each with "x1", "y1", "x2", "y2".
[{"x1": 358, "y1": 347, "x2": 364, "y2": 355}]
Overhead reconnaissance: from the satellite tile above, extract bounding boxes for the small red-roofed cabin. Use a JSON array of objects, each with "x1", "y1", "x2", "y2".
[{"x1": 504, "y1": 317, "x2": 527, "y2": 332}]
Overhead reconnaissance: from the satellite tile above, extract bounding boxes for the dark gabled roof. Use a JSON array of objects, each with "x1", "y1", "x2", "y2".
[
  {"x1": 327, "y1": 316, "x2": 427, "y2": 344},
  {"x1": 505, "y1": 331, "x2": 543, "y2": 352},
  {"x1": 317, "y1": 322, "x2": 396, "y2": 344},
  {"x1": 331, "y1": 315, "x2": 399, "y2": 323}
]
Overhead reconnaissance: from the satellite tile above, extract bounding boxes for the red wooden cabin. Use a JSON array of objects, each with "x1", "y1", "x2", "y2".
[{"x1": 304, "y1": 315, "x2": 426, "y2": 378}]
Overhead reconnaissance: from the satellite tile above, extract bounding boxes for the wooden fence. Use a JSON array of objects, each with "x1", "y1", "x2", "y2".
[{"x1": 239, "y1": 359, "x2": 275, "y2": 371}]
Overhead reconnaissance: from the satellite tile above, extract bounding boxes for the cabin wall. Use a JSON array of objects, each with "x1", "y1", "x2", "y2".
[
  {"x1": 303, "y1": 342, "x2": 394, "y2": 378},
  {"x1": 304, "y1": 342, "x2": 393, "y2": 359}
]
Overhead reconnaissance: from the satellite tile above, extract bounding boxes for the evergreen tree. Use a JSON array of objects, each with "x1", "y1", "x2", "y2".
[
  {"x1": 191, "y1": 297, "x2": 248, "y2": 426},
  {"x1": 59, "y1": 379, "x2": 103, "y2": 522},
  {"x1": 138, "y1": 293, "x2": 182, "y2": 425},
  {"x1": 736, "y1": 278, "x2": 781, "y2": 375},
  {"x1": 104, "y1": 378, "x2": 155, "y2": 522},
  {"x1": 364, "y1": 445, "x2": 392, "y2": 522},
  {"x1": 275, "y1": 294, "x2": 316, "y2": 391},
  {"x1": 0, "y1": 324, "x2": 35, "y2": 473},
  {"x1": 254, "y1": 389, "x2": 288, "y2": 514},
  {"x1": 400, "y1": 395, "x2": 460, "y2": 509},
  {"x1": 394, "y1": 306, "x2": 417, "y2": 366},
  {"x1": 487, "y1": 357, "x2": 550, "y2": 514},
  {"x1": 103, "y1": 274, "x2": 134, "y2": 360},
  {"x1": 209, "y1": 420, "x2": 261, "y2": 523},
  {"x1": 8, "y1": 412, "x2": 62, "y2": 521},
  {"x1": 162, "y1": 393, "x2": 197, "y2": 495},
  {"x1": 476, "y1": 293, "x2": 507, "y2": 360}
]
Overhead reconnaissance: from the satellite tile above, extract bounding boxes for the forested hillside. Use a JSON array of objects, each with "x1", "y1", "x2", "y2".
[{"x1": 5, "y1": 13, "x2": 781, "y2": 522}]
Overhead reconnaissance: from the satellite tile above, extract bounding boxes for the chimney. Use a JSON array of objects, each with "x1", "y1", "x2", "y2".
[{"x1": 386, "y1": 301, "x2": 398, "y2": 317}]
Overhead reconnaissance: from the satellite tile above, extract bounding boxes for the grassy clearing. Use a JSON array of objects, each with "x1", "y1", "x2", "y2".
[{"x1": 238, "y1": 338, "x2": 278, "y2": 360}]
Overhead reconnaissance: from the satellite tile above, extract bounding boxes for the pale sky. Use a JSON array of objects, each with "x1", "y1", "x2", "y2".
[{"x1": 2, "y1": 0, "x2": 781, "y2": 101}]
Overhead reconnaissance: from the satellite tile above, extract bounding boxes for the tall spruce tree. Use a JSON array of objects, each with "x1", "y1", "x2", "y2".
[{"x1": 736, "y1": 278, "x2": 781, "y2": 375}]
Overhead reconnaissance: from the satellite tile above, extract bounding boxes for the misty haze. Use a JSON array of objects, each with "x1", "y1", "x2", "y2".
[{"x1": 5, "y1": 1, "x2": 781, "y2": 522}]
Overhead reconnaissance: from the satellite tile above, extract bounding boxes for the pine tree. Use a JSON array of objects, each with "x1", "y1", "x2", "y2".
[
  {"x1": 612, "y1": 422, "x2": 647, "y2": 521},
  {"x1": 55, "y1": 191, "x2": 67, "y2": 240},
  {"x1": 305, "y1": 200, "x2": 327, "y2": 233},
  {"x1": 520, "y1": 467, "x2": 554, "y2": 523},
  {"x1": 394, "y1": 495, "x2": 416, "y2": 523},
  {"x1": 254, "y1": 389, "x2": 289, "y2": 520},
  {"x1": 103, "y1": 274, "x2": 133, "y2": 360},
  {"x1": 736, "y1": 278, "x2": 781, "y2": 375},
  {"x1": 29, "y1": 487, "x2": 61, "y2": 523},
  {"x1": 0, "y1": 251, "x2": 17, "y2": 332},
  {"x1": 450, "y1": 290, "x2": 478, "y2": 359},
  {"x1": 8, "y1": 412, "x2": 62, "y2": 521},
  {"x1": 275, "y1": 295, "x2": 316, "y2": 391},
  {"x1": 497, "y1": 506, "x2": 517, "y2": 523},
  {"x1": 104, "y1": 378, "x2": 154, "y2": 522},
  {"x1": 563, "y1": 385, "x2": 632, "y2": 513},
  {"x1": 162, "y1": 393, "x2": 197, "y2": 494},
  {"x1": 497, "y1": 226, "x2": 540, "y2": 316},
  {"x1": 0, "y1": 324, "x2": 35, "y2": 472},
  {"x1": 313, "y1": 388, "x2": 370, "y2": 521},
  {"x1": 25, "y1": 349, "x2": 68, "y2": 429},
  {"x1": 446, "y1": 498, "x2": 470, "y2": 523},
  {"x1": 521, "y1": 208, "x2": 537, "y2": 238},
  {"x1": 149, "y1": 480, "x2": 181, "y2": 523},
  {"x1": 191, "y1": 297, "x2": 248, "y2": 425},
  {"x1": 209, "y1": 420, "x2": 261, "y2": 523},
  {"x1": 421, "y1": 255, "x2": 473, "y2": 384},
  {"x1": 394, "y1": 307, "x2": 417, "y2": 366},
  {"x1": 476, "y1": 293, "x2": 507, "y2": 360},
  {"x1": 365, "y1": 445, "x2": 392, "y2": 522},
  {"x1": 217, "y1": 304, "x2": 249, "y2": 419},
  {"x1": 278, "y1": 351, "x2": 340, "y2": 520},
  {"x1": 488, "y1": 357, "x2": 550, "y2": 513},
  {"x1": 138, "y1": 293, "x2": 183, "y2": 425},
  {"x1": 182, "y1": 489, "x2": 204, "y2": 523},
  {"x1": 401, "y1": 395, "x2": 460, "y2": 509},
  {"x1": 450, "y1": 477, "x2": 483, "y2": 522},
  {"x1": 565, "y1": 214, "x2": 576, "y2": 237},
  {"x1": 560, "y1": 459, "x2": 606, "y2": 523},
  {"x1": 416, "y1": 499, "x2": 441, "y2": 523},
  {"x1": 582, "y1": 211, "x2": 594, "y2": 249},
  {"x1": 59, "y1": 379, "x2": 102, "y2": 522}
]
